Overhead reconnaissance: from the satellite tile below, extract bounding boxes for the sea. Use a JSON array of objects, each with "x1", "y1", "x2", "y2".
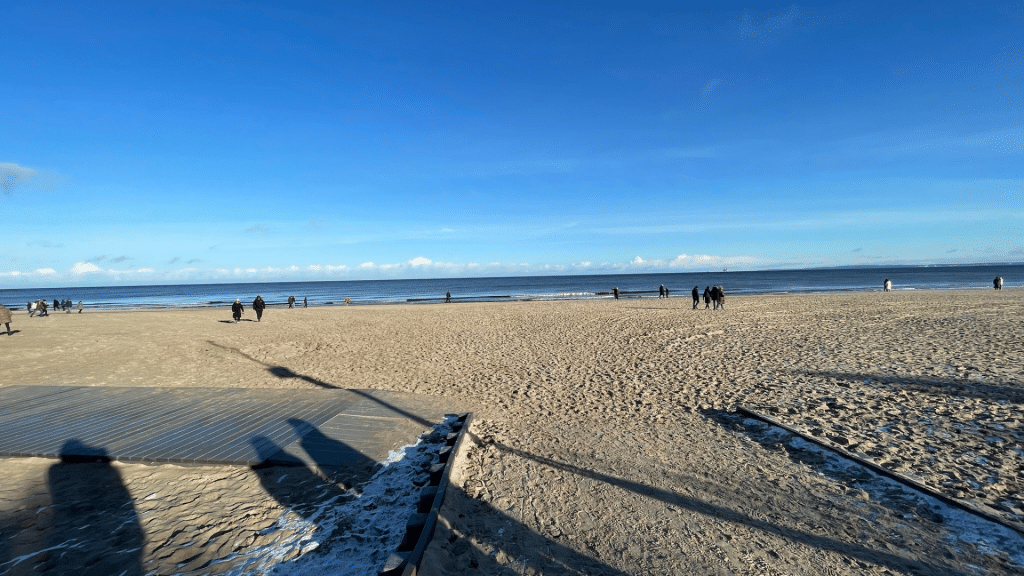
[{"x1": 1, "y1": 264, "x2": 1017, "y2": 311}]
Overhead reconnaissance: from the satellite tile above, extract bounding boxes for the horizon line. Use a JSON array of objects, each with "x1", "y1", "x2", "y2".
[{"x1": 2, "y1": 260, "x2": 1020, "y2": 292}]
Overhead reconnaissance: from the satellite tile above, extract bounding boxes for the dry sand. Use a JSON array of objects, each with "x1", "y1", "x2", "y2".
[{"x1": 0, "y1": 290, "x2": 1022, "y2": 575}]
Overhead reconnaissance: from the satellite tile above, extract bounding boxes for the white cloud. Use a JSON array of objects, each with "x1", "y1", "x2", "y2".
[
  {"x1": 408, "y1": 257, "x2": 432, "y2": 266},
  {"x1": 631, "y1": 256, "x2": 645, "y2": 264},
  {"x1": 0, "y1": 268, "x2": 56, "y2": 278},
  {"x1": 669, "y1": 254, "x2": 760, "y2": 268},
  {"x1": 0, "y1": 162, "x2": 38, "y2": 194},
  {"x1": 360, "y1": 261, "x2": 375, "y2": 268},
  {"x1": 0, "y1": 162, "x2": 66, "y2": 194},
  {"x1": 72, "y1": 262, "x2": 103, "y2": 274}
]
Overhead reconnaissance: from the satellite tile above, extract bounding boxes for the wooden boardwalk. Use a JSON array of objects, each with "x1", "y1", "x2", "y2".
[{"x1": 0, "y1": 385, "x2": 454, "y2": 467}]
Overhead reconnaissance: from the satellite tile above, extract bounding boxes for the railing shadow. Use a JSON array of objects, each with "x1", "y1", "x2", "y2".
[
  {"x1": 460, "y1": 432, "x2": 983, "y2": 576},
  {"x1": 424, "y1": 486, "x2": 634, "y2": 575},
  {"x1": 206, "y1": 340, "x2": 341, "y2": 389},
  {"x1": 793, "y1": 368, "x2": 1024, "y2": 404},
  {"x1": 207, "y1": 340, "x2": 445, "y2": 428}
]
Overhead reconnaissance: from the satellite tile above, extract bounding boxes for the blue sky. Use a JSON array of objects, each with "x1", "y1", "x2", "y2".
[{"x1": 2, "y1": 1, "x2": 1022, "y2": 287}]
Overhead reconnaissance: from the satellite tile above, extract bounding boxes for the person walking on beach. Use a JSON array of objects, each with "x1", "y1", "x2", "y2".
[
  {"x1": 0, "y1": 304, "x2": 12, "y2": 335},
  {"x1": 883, "y1": 278, "x2": 892, "y2": 292},
  {"x1": 53, "y1": 299, "x2": 60, "y2": 313},
  {"x1": 445, "y1": 291, "x2": 452, "y2": 303},
  {"x1": 717, "y1": 286, "x2": 726, "y2": 310},
  {"x1": 303, "y1": 296, "x2": 308, "y2": 308},
  {"x1": 994, "y1": 276, "x2": 1003, "y2": 290},
  {"x1": 287, "y1": 296, "x2": 295, "y2": 308},
  {"x1": 613, "y1": 287, "x2": 620, "y2": 300},
  {"x1": 692, "y1": 286, "x2": 699, "y2": 309},
  {"x1": 252, "y1": 296, "x2": 266, "y2": 321},
  {"x1": 703, "y1": 286, "x2": 711, "y2": 309},
  {"x1": 231, "y1": 299, "x2": 244, "y2": 322},
  {"x1": 28, "y1": 301, "x2": 35, "y2": 317},
  {"x1": 38, "y1": 300, "x2": 48, "y2": 316},
  {"x1": 659, "y1": 284, "x2": 666, "y2": 298},
  {"x1": 77, "y1": 300, "x2": 83, "y2": 313}
]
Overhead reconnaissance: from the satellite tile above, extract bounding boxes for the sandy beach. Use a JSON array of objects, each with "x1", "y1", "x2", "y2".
[{"x1": 0, "y1": 290, "x2": 1022, "y2": 575}]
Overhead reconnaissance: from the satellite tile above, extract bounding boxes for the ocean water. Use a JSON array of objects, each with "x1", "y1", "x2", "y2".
[{"x1": 0, "y1": 264, "x2": 1017, "y2": 311}]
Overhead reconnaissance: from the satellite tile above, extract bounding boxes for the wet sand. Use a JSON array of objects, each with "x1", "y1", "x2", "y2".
[{"x1": 0, "y1": 290, "x2": 1022, "y2": 575}]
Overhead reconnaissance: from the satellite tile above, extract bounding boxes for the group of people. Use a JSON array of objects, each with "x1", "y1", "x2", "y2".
[
  {"x1": 285, "y1": 296, "x2": 307, "y2": 308},
  {"x1": 232, "y1": 295, "x2": 328, "y2": 321},
  {"x1": 610, "y1": 284, "x2": 727, "y2": 309},
  {"x1": 691, "y1": 285, "x2": 725, "y2": 309},
  {"x1": 231, "y1": 296, "x2": 267, "y2": 322},
  {"x1": 27, "y1": 299, "x2": 83, "y2": 317},
  {"x1": 883, "y1": 276, "x2": 1005, "y2": 292}
]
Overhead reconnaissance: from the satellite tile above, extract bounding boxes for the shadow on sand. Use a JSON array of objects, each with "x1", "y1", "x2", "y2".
[
  {"x1": 200, "y1": 339, "x2": 996, "y2": 574},
  {"x1": 432, "y1": 429, "x2": 988, "y2": 576},
  {"x1": 0, "y1": 439, "x2": 147, "y2": 576},
  {"x1": 206, "y1": 340, "x2": 341, "y2": 389},
  {"x1": 793, "y1": 368, "x2": 1024, "y2": 404},
  {"x1": 249, "y1": 432, "x2": 358, "y2": 525}
]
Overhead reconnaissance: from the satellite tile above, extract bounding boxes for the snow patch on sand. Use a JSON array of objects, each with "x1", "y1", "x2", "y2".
[{"x1": 219, "y1": 417, "x2": 456, "y2": 576}]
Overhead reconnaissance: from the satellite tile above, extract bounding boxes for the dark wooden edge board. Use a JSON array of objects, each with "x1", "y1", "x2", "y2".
[{"x1": 379, "y1": 412, "x2": 473, "y2": 576}]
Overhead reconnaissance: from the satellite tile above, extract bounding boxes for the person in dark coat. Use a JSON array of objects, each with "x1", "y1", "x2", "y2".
[
  {"x1": 613, "y1": 287, "x2": 620, "y2": 300},
  {"x1": 659, "y1": 284, "x2": 665, "y2": 298},
  {"x1": 692, "y1": 286, "x2": 700, "y2": 309},
  {"x1": 303, "y1": 296, "x2": 308, "y2": 307},
  {"x1": 287, "y1": 295, "x2": 295, "y2": 308},
  {"x1": 445, "y1": 291, "x2": 451, "y2": 303},
  {"x1": 994, "y1": 276, "x2": 1003, "y2": 290},
  {"x1": 53, "y1": 299, "x2": 60, "y2": 312},
  {"x1": 252, "y1": 296, "x2": 266, "y2": 322},
  {"x1": 231, "y1": 299, "x2": 244, "y2": 322},
  {"x1": 703, "y1": 286, "x2": 711, "y2": 309},
  {"x1": 38, "y1": 300, "x2": 48, "y2": 316}
]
